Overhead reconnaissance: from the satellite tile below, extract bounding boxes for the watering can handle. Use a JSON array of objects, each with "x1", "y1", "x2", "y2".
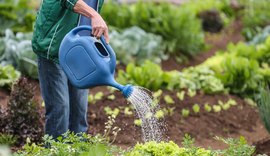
[
  {"x1": 71, "y1": 25, "x2": 93, "y2": 36},
  {"x1": 71, "y1": 25, "x2": 116, "y2": 62}
]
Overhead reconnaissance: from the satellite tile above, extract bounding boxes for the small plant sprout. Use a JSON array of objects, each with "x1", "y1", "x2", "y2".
[
  {"x1": 213, "y1": 105, "x2": 222, "y2": 113},
  {"x1": 164, "y1": 95, "x2": 175, "y2": 104},
  {"x1": 153, "y1": 89, "x2": 163, "y2": 99},
  {"x1": 176, "y1": 91, "x2": 185, "y2": 101},
  {"x1": 165, "y1": 107, "x2": 175, "y2": 116},
  {"x1": 187, "y1": 89, "x2": 196, "y2": 97},
  {"x1": 154, "y1": 110, "x2": 165, "y2": 119},
  {"x1": 88, "y1": 92, "x2": 104, "y2": 104},
  {"x1": 108, "y1": 86, "x2": 117, "y2": 94},
  {"x1": 182, "y1": 109, "x2": 190, "y2": 118},
  {"x1": 221, "y1": 103, "x2": 231, "y2": 110},
  {"x1": 134, "y1": 119, "x2": 142, "y2": 127},
  {"x1": 107, "y1": 94, "x2": 115, "y2": 100},
  {"x1": 204, "y1": 103, "x2": 212, "y2": 112},
  {"x1": 192, "y1": 104, "x2": 200, "y2": 114},
  {"x1": 104, "y1": 106, "x2": 120, "y2": 117},
  {"x1": 227, "y1": 99, "x2": 237, "y2": 106},
  {"x1": 124, "y1": 107, "x2": 133, "y2": 116},
  {"x1": 145, "y1": 112, "x2": 153, "y2": 119}
]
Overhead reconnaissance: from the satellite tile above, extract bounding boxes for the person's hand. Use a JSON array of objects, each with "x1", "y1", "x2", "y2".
[{"x1": 91, "y1": 13, "x2": 109, "y2": 43}]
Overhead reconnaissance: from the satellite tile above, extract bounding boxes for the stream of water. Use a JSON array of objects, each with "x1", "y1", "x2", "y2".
[{"x1": 126, "y1": 86, "x2": 163, "y2": 142}]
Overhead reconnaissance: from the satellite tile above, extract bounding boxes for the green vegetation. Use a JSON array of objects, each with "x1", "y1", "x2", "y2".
[
  {"x1": 0, "y1": 0, "x2": 36, "y2": 34},
  {"x1": 0, "y1": 64, "x2": 20, "y2": 87},
  {"x1": 240, "y1": 0, "x2": 270, "y2": 40},
  {"x1": 102, "y1": 1, "x2": 205, "y2": 57},
  {"x1": 202, "y1": 36, "x2": 270, "y2": 98},
  {"x1": 0, "y1": 134, "x2": 17, "y2": 146},
  {"x1": 109, "y1": 26, "x2": 167, "y2": 65},
  {"x1": 0, "y1": 30, "x2": 37, "y2": 79},
  {"x1": 117, "y1": 61, "x2": 225, "y2": 93}
]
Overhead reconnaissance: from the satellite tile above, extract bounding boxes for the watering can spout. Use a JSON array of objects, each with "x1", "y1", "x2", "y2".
[{"x1": 110, "y1": 80, "x2": 133, "y2": 99}]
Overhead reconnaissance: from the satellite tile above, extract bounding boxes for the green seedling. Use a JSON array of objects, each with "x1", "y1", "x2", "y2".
[
  {"x1": 104, "y1": 106, "x2": 120, "y2": 117},
  {"x1": 153, "y1": 89, "x2": 163, "y2": 98},
  {"x1": 107, "y1": 94, "x2": 115, "y2": 100},
  {"x1": 182, "y1": 109, "x2": 190, "y2": 118},
  {"x1": 166, "y1": 107, "x2": 175, "y2": 116},
  {"x1": 218, "y1": 100, "x2": 224, "y2": 105},
  {"x1": 108, "y1": 86, "x2": 117, "y2": 94},
  {"x1": 221, "y1": 103, "x2": 231, "y2": 110},
  {"x1": 187, "y1": 89, "x2": 196, "y2": 97},
  {"x1": 213, "y1": 105, "x2": 222, "y2": 113},
  {"x1": 176, "y1": 91, "x2": 185, "y2": 101},
  {"x1": 164, "y1": 95, "x2": 175, "y2": 104},
  {"x1": 155, "y1": 110, "x2": 165, "y2": 119},
  {"x1": 134, "y1": 119, "x2": 142, "y2": 127},
  {"x1": 227, "y1": 99, "x2": 237, "y2": 106},
  {"x1": 88, "y1": 92, "x2": 104, "y2": 104},
  {"x1": 192, "y1": 104, "x2": 200, "y2": 114},
  {"x1": 124, "y1": 107, "x2": 133, "y2": 116},
  {"x1": 95, "y1": 92, "x2": 104, "y2": 100},
  {"x1": 204, "y1": 103, "x2": 212, "y2": 112}
]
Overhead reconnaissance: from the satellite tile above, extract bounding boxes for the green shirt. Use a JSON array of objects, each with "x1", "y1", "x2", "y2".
[{"x1": 32, "y1": 0, "x2": 104, "y2": 63}]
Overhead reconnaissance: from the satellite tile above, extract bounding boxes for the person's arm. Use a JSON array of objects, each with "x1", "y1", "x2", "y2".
[{"x1": 61, "y1": 0, "x2": 109, "y2": 43}]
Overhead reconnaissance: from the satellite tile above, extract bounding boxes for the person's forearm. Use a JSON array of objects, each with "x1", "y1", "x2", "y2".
[{"x1": 73, "y1": 0, "x2": 98, "y2": 18}]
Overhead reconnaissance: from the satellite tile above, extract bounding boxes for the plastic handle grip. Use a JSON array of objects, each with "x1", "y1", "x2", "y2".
[{"x1": 71, "y1": 25, "x2": 93, "y2": 36}]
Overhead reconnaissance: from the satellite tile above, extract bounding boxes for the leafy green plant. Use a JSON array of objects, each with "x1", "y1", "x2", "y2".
[
  {"x1": 213, "y1": 105, "x2": 222, "y2": 113},
  {"x1": 102, "y1": 1, "x2": 205, "y2": 56},
  {"x1": 1, "y1": 77, "x2": 43, "y2": 146},
  {"x1": 0, "y1": 0, "x2": 35, "y2": 34},
  {"x1": 134, "y1": 119, "x2": 142, "y2": 127},
  {"x1": 240, "y1": 0, "x2": 270, "y2": 41},
  {"x1": 0, "y1": 29, "x2": 37, "y2": 79},
  {"x1": 15, "y1": 132, "x2": 118, "y2": 156},
  {"x1": 182, "y1": 109, "x2": 190, "y2": 118},
  {"x1": 88, "y1": 92, "x2": 104, "y2": 104},
  {"x1": 0, "y1": 64, "x2": 20, "y2": 88},
  {"x1": 192, "y1": 104, "x2": 200, "y2": 114},
  {"x1": 215, "y1": 136, "x2": 255, "y2": 156},
  {"x1": 154, "y1": 110, "x2": 165, "y2": 119},
  {"x1": 117, "y1": 61, "x2": 164, "y2": 91},
  {"x1": 118, "y1": 61, "x2": 225, "y2": 93},
  {"x1": 124, "y1": 107, "x2": 133, "y2": 116},
  {"x1": 107, "y1": 94, "x2": 115, "y2": 100},
  {"x1": 187, "y1": 89, "x2": 196, "y2": 97},
  {"x1": 0, "y1": 134, "x2": 17, "y2": 146},
  {"x1": 176, "y1": 91, "x2": 185, "y2": 101},
  {"x1": 164, "y1": 95, "x2": 175, "y2": 105},
  {"x1": 204, "y1": 103, "x2": 212, "y2": 112},
  {"x1": 153, "y1": 89, "x2": 163, "y2": 99},
  {"x1": 104, "y1": 106, "x2": 120, "y2": 117},
  {"x1": 109, "y1": 26, "x2": 167, "y2": 65}
]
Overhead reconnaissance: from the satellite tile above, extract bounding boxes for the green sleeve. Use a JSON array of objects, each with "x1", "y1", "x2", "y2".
[{"x1": 60, "y1": 0, "x2": 78, "y2": 11}]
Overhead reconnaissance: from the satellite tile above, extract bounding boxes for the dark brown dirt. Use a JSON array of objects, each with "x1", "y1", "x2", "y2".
[{"x1": 87, "y1": 88, "x2": 269, "y2": 151}]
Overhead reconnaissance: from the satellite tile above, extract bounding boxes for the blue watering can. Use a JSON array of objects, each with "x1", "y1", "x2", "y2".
[{"x1": 59, "y1": 25, "x2": 133, "y2": 98}]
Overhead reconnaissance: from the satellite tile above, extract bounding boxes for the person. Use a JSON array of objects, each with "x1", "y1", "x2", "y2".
[{"x1": 32, "y1": 0, "x2": 109, "y2": 139}]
